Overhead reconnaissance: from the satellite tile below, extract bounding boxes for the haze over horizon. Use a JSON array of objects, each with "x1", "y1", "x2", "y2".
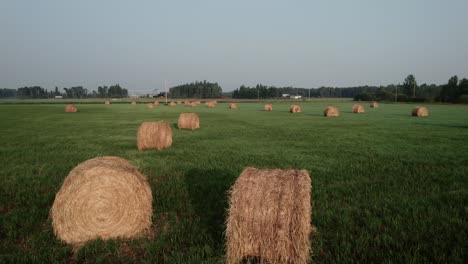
[{"x1": 1, "y1": 0, "x2": 467, "y2": 93}]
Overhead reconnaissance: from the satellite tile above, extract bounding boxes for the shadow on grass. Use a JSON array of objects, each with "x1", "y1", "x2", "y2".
[
  {"x1": 184, "y1": 168, "x2": 237, "y2": 253},
  {"x1": 416, "y1": 123, "x2": 468, "y2": 129}
]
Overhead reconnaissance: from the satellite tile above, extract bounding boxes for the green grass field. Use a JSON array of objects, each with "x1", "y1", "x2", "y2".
[{"x1": 0, "y1": 101, "x2": 467, "y2": 263}]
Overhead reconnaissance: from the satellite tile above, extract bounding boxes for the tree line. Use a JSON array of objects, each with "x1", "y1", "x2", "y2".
[
  {"x1": 1, "y1": 84, "x2": 128, "y2": 99},
  {"x1": 169, "y1": 81, "x2": 222, "y2": 98},
  {"x1": 230, "y1": 75, "x2": 468, "y2": 103}
]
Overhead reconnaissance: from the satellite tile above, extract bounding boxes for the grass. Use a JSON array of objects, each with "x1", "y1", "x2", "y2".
[{"x1": 0, "y1": 101, "x2": 467, "y2": 263}]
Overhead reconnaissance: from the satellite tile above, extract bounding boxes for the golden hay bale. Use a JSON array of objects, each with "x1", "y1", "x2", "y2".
[
  {"x1": 131, "y1": 101, "x2": 137, "y2": 105},
  {"x1": 178, "y1": 113, "x2": 200, "y2": 130},
  {"x1": 205, "y1": 102, "x2": 216, "y2": 108},
  {"x1": 290, "y1": 104, "x2": 302, "y2": 113},
  {"x1": 65, "y1": 104, "x2": 77, "y2": 113},
  {"x1": 194, "y1": 101, "x2": 201, "y2": 105},
  {"x1": 104, "y1": 101, "x2": 110, "y2": 105},
  {"x1": 184, "y1": 101, "x2": 192, "y2": 107},
  {"x1": 324, "y1": 106, "x2": 339, "y2": 117},
  {"x1": 137, "y1": 121, "x2": 172, "y2": 151},
  {"x1": 177, "y1": 101, "x2": 182, "y2": 104},
  {"x1": 412, "y1": 106, "x2": 429, "y2": 117},
  {"x1": 226, "y1": 167, "x2": 312, "y2": 264},
  {"x1": 229, "y1": 103, "x2": 238, "y2": 109},
  {"x1": 190, "y1": 102, "x2": 198, "y2": 107},
  {"x1": 147, "y1": 103, "x2": 155, "y2": 109},
  {"x1": 154, "y1": 101, "x2": 160, "y2": 106},
  {"x1": 370, "y1": 101, "x2": 379, "y2": 108},
  {"x1": 264, "y1": 104, "x2": 272, "y2": 111},
  {"x1": 50, "y1": 156, "x2": 152, "y2": 245},
  {"x1": 169, "y1": 102, "x2": 177, "y2": 106},
  {"x1": 352, "y1": 104, "x2": 365, "y2": 113}
]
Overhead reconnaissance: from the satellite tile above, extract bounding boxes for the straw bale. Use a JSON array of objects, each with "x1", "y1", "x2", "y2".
[
  {"x1": 191, "y1": 102, "x2": 198, "y2": 107},
  {"x1": 289, "y1": 104, "x2": 302, "y2": 113},
  {"x1": 131, "y1": 101, "x2": 137, "y2": 105},
  {"x1": 370, "y1": 102, "x2": 379, "y2": 108},
  {"x1": 412, "y1": 106, "x2": 429, "y2": 117},
  {"x1": 229, "y1": 103, "x2": 238, "y2": 109},
  {"x1": 264, "y1": 104, "x2": 273, "y2": 111},
  {"x1": 104, "y1": 101, "x2": 110, "y2": 105},
  {"x1": 178, "y1": 113, "x2": 200, "y2": 130},
  {"x1": 169, "y1": 102, "x2": 177, "y2": 106},
  {"x1": 50, "y1": 156, "x2": 152, "y2": 245},
  {"x1": 324, "y1": 106, "x2": 339, "y2": 117},
  {"x1": 206, "y1": 102, "x2": 216, "y2": 108},
  {"x1": 226, "y1": 167, "x2": 312, "y2": 264},
  {"x1": 137, "y1": 121, "x2": 172, "y2": 151},
  {"x1": 65, "y1": 104, "x2": 77, "y2": 113},
  {"x1": 184, "y1": 101, "x2": 192, "y2": 107},
  {"x1": 154, "y1": 102, "x2": 160, "y2": 106},
  {"x1": 147, "y1": 103, "x2": 155, "y2": 109},
  {"x1": 352, "y1": 104, "x2": 365, "y2": 113}
]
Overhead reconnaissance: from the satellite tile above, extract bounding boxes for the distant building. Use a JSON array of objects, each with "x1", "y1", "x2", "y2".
[
  {"x1": 54, "y1": 96, "x2": 63, "y2": 99},
  {"x1": 281, "y1": 94, "x2": 290, "y2": 98},
  {"x1": 291, "y1": 95, "x2": 302, "y2": 99}
]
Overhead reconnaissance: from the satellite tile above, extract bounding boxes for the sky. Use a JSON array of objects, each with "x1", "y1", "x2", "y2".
[{"x1": 1, "y1": 0, "x2": 467, "y2": 94}]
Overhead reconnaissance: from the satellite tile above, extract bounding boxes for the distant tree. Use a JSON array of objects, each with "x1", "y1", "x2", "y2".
[{"x1": 403, "y1": 74, "x2": 417, "y2": 97}]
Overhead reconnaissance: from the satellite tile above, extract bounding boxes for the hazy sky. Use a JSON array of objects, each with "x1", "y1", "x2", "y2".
[{"x1": 1, "y1": 0, "x2": 467, "y2": 93}]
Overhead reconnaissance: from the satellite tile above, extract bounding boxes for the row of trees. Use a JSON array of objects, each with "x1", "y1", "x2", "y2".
[
  {"x1": 169, "y1": 81, "x2": 222, "y2": 98},
  {"x1": 3, "y1": 84, "x2": 128, "y2": 99},
  {"x1": 230, "y1": 75, "x2": 468, "y2": 103}
]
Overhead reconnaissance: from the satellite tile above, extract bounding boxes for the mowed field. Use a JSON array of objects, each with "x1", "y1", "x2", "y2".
[{"x1": 0, "y1": 101, "x2": 467, "y2": 263}]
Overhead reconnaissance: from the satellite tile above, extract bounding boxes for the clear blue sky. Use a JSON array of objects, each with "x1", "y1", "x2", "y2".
[{"x1": 1, "y1": 0, "x2": 467, "y2": 93}]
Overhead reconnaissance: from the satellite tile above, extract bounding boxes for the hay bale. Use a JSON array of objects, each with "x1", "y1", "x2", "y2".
[
  {"x1": 147, "y1": 103, "x2": 155, "y2": 109},
  {"x1": 131, "y1": 101, "x2": 137, "y2": 106},
  {"x1": 190, "y1": 102, "x2": 198, "y2": 107},
  {"x1": 264, "y1": 104, "x2": 272, "y2": 111},
  {"x1": 229, "y1": 103, "x2": 238, "y2": 109},
  {"x1": 290, "y1": 104, "x2": 302, "y2": 113},
  {"x1": 177, "y1": 101, "x2": 182, "y2": 104},
  {"x1": 65, "y1": 104, "x2": 77, "y2": 113},
  {"x1": 50, "y1": 156, "x2": 152, "y2": 245},
  {"x1": 137, "y1": 121, "x2": 172, "y2": 151},
  {"x1": 154, "y1": 102, "x2": 160, "y2": 106},
  {"x1": 412, "y1": 106, "x2": 429, "y2": 117},
  {"x1": 226, "y1": 167, "x2": 312, "y2": 264},
  {"x1": 370, "y1": 101, "x2": 379, "y2": 108},
  {"x1": 184, "y1": 101, "x2": 192, "y2": 107},
  {"x1": 178, "y1": 113, "x2": 200, "y2": 130},
  {"x1": 104, "y1": 101, "x2": 110, "y2": 105},
  {"x1": 352, "y1": 104, "x2": 365, "y2": 113},
  {"x1": 194, "y1": 101, "x2": 201, "y2": 105},
  {"x1": 324, "y1": 106, "x2": 339, "y2": 117},
  {"x1": 169, "y1": 102, "x2": 177, "y2": 106},
  {"x1": 206, "y1": 102, "x2": 216, "y2": 108}
]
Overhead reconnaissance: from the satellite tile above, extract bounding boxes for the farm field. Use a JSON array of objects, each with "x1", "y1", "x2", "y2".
[{"x1": 0, "y1": 101, "x2": 467, "y2": 263}]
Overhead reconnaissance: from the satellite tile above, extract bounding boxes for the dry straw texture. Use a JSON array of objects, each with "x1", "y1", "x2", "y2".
[
  {"x1": 324, "y1": 106, "x2": 339, "y2": 117},
  {"x1": 194, "y1": 101, "x2": 201, "y2": 105},
  {"x1": 226, "y1": 167, "x2": 312, "y2": 264},
  {"x1": 412, "y1": 106, "x2": 429, "y2": 117},
  {"x1": 178, "y1": 113, "x2": 200, "y2": 130},
  {"x1": 229, "y1": 103, "x2": 238, "y2": 109},
  {"x1": 370, "y1": 102, "x2": 379, "y2": 108},
  {"x1": 104, "y1": 101, "x2": 110, "y2": 105},
  {"x1": 352, "y1": 104, "x2": 365, "y2": 113},
  {"x1": 289, "y1": 104, "x2": 302, "y2": 113},
  {"x1": 177, "y1": 101, "x2": 182, "y2": 104},
  {"x1": 154, "y1": 102, "x2": 160, "y2": 106},
  {"x1": 184, "y1": 101, "x2": 192, "y2": 107},
  {"x1": 137, "y1": 121, "x2": 172, "y2": 151},
  {"x1": 169, "y1": 102, "x2": 177, "y2": 106},
  {"x1": 146, "y1": 103, "x2": 155, "y2": 109},
  {"x1": 50, "y1": 156, "x2": 152, "y2": 245},
  {"x1": 65, "y1": 104, "x2": 77, "y2": 113},
  {"x1": 264, "y1": 104, "x2": 273, "y2": 111},
  {"x1": 191, "y1": 102, "x2": 198, "y2": 107},
  {"x1": 206, "y1": 102, "x2": 216, "y2": 108},
  {"x1": 131, "y1": 101, "x2": 137, "y2": 105}
]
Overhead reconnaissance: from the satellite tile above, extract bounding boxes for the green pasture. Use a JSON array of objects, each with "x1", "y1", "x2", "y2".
[{"x1": 0, "y1": 101, "x2": 467, "y2": 263}]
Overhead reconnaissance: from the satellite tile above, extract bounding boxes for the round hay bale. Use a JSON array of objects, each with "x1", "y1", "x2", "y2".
[
  {"x1": 205, "y1": 102, "x2": 215, "y2": 108},
  {"x1": 154, "y1": 101, "x2": 160, "y2": 106},
  {"x1": 131, "y1": 101, "x2": 137, "y2": 106},
  {"x1": 137, "y1": 121, "x2": 172, "y2": 151},
  {"x1": 194, "y1": 101, "x2": 201, "y2": 105},
  {"x1": 169, "y1": 102, "x2": 177, "y2": 106},
  {"x1": 290, "y1": 104, "x2": 302, "y2": 113},
  {"x1": 104, "y1": 101, "x2": 110, "y2": 105},
  {"x1": 177, "y1": 101, "x2": 182, "y2": 104},
  {"x1": 65, "y1": 104, "x2": 77, "y2": 113},
  {"x1": 352, "y1": 104, "x2": 365, "y2": 113},
  {"x1": 190, "y1": 102, "x2": 198, "y2": 107},
  {"x1": 412, "y1": 106, "x2": 429, "y2": 117},
  {"x1": 147, "y1": 103, "x2": 155, "y2": 109},
  {"x1": 370, "y1": 101, "x2": 379, "y2": 108},
  {"x1": 324, "y1": 106, "x2": 339, "y2": 117},
  {"x1": 264, "y1": 104, "x2": 272, "y2": 111},
  {"x1": 178, "y1": 113, "x2": 200, "y2": 130},
  {"x1": 184, "y1": 101, "x2": 192, "y2": 107},
  {"x1": 226, "y1": 167, "x2": 312, "y2": 264},
  {"x1": 50, "y1": 156, "x2": 152, "y2": 245},
  {"x1": 229, "y1": 103, "x2": 238, "y2": 109}
]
